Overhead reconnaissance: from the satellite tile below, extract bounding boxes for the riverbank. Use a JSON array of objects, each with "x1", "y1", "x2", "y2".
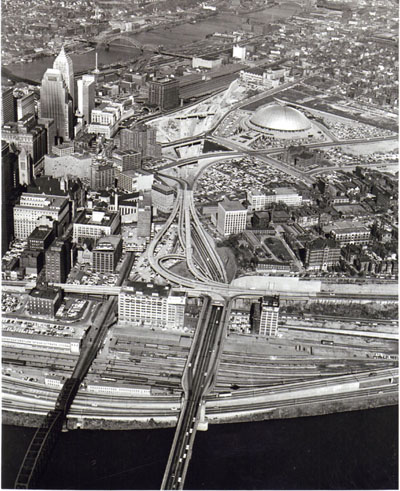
[
  {"x1": 3, "y1": 393, "x2": 397, "y2": 431},
  {"x1": 4, "y1": 4, "x2": 298, "y2": 83}
]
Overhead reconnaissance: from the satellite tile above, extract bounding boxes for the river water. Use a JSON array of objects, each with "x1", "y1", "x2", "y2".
[
  {"x1": 2, "y1": 406, "x2": 398, "y2": 490},
  {"x1": 5, "y1": 5, "x2": 298, "y2": 83}
]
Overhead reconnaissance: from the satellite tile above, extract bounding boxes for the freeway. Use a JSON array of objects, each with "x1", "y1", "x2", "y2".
[
  {"x1": 156, "y1": 171, "x2": 227, "y2": 284},
  {"x1": 161, "y1": 303, "x2": 225, "y2": 490}
]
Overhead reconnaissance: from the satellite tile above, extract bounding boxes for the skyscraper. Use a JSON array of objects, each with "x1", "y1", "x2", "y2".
[
  {"x1": 46, "y1": 238, "x2": 71, "y2": 283},
  {"x1": 16, "y1": 91, "x2": 35, "y2": 120},
  {"x1": 119, "y1": 124, "x2": 160, "y2": 157},
  {"x1": 53, "y1": 46, "x2": 74, "y2": 106},
  {"x1": 40, "y1": 68, "x2": 73, "y2": 143},
  {"x1": 1, "y1": 87, "x2": 17, "y2": 125},
  {"x1": 2, "y1": 114, "x2": 48, "y2": 169},
  {"x1": 2, "y1": 141, "x2": 18, "y2": 254},
  {"x1": 217, "y1": 199, "x2": 247, "y2": 236},
  {"x1": 77, "y1": 74, "x2": 95, "y2": 124},
  {"x1": 18, "y1": 148, "x2": 33, "y2": 186}
]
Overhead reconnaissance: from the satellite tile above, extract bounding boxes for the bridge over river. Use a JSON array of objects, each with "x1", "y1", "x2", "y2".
[{"x1": 14, "y1": 254, "x2": 135, "y2": 489}]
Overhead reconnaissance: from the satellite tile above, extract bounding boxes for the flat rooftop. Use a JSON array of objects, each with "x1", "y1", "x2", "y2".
[
  {"x1": 17, "y1": 193, "x2": 69, "y2": 210},
  {"x1": 29, "y1": 287, "x2": 61, "y2": 300},
  {"x1": 219, "y1": 199, "x2": 246, "y2": 212},
  {"x1": 28, "y1": 226, "x2": 53, "y2": 240},
  {"x1": 94, "y1": 235, "x2": 122, "y2": 251},
  {"x1": 75, "y1": 209, "x2": 118, "y2": 226},
  {"x1": 122, "y1": 281, "x2": 171, "y2": 298}
]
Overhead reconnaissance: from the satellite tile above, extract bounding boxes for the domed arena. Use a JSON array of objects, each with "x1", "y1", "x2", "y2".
[{"x1": 243, "y1": 103, "x2": 312, "y2": 139}]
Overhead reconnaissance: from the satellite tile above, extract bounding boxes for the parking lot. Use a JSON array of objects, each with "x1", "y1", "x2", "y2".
[{"x1": 2, "y1": 292, "x2": 26, "y2": 313}]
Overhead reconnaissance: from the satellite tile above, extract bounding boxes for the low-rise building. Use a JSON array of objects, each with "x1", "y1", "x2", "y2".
[
  {"x1": 111, "y1": 192, "x2": 140, "y2": 223},
  {"x1": 28, "y1": 286, "x2": 63, "y2": 317},
  {"x1": 273, "y1": 187, "x2": 302, "y2": 207},
  {"x1": 86, "y1": 382, "x2": 151, "y2": 396},
  {"x1": 330, "y1": 225, "x2": 371, "y2": 246},
  {"x1": 247, "y1": 188, "x2": 275, "y2": 211},
  {"x1": 192, "y1": 55, "x2": 223, "y2": 69},
  {"x1": 3, "y1": 331, "x2": 80, "y2": 354}
]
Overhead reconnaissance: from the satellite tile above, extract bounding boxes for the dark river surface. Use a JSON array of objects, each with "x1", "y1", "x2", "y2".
[
  {"x1": 2, "y1": 406, "x2": 398, "y2": 490},
  {"x1": 5, "y1": 5, "x2": 298, "y2": 83}
]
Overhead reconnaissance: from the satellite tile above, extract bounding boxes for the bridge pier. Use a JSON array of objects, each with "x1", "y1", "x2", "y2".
[{"x1": 197, "y1": 401, "x2": 208, "y2": 431}]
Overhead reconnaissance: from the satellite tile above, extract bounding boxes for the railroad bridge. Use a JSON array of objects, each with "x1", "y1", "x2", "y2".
[
  {"x1": 14, "y1": 379, "x2": 80, "y2": 489},
  {"x1": 95, "y1": 32, "x2": 157, "y2": 52}
]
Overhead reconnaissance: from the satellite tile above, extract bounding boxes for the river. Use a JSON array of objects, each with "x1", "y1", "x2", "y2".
[
  {"x1": 4, "y1": 5, "x2": 298, "y2": 83},
  {"x1": 2, "y1": 406, "x2": 398, "y2": 489}
]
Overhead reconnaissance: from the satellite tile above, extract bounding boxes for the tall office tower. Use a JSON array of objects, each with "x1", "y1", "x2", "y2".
[
  {"x1": 259, "y1": 296, "x2": 280, "y2": 337},
  {"x1": 1, "y1": 87, "x2": 17, "y2": 125},
  {"x1": 2, "y1": 114, "x2": 48, "y2": 169},
  {"x1": 217, "y1": 199, "x2": 248, "y2": 236},
  {"x1": 2, "y1": 141, "x2": 18, "y2": 254},
  {"x1": 18, "y1": 148, "x2": 33, "y2": 186},
  {"x1": 16, "y1": 92, "x2": 35, "y2": 120},
  {"x1": 137, "y1": 191, "x2": 152, "y2": 239},
  {"x1": 37, "y1": 117, "x2": 56, "y2": 154},
  {"x1": 40, "y1": 68, "x2": 73, "y2": 143},
  {"x1": 148, "y1": 78, "x2": 179, "y2": 110},
  {"x1": 53, "y1": 46, "x2": 75, "y2": 106},
  {"x1": 77, "y1": 74, "x2": 95, "y2": 124},
  {"x1": 45, "y1": 238, "x2": 71, "y2": 283},
  {"x1": 112, "y1": 149, "x2": 141, "y2": 171},
  {"x1": 90, "y1": 161, "x2": 115, "y2": 190},
  {"x1": 119, "y1": 124, "x2": 160, "y2": 157}
]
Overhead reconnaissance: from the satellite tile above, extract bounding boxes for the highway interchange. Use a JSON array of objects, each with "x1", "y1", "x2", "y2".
[{"x1": 5, "y1": 78, "x2": 399, "y2": 490}]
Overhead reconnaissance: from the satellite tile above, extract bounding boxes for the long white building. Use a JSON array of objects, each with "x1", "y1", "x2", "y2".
[{"x1": 119, "y1": 282, "x2": 186, "y2": 329}]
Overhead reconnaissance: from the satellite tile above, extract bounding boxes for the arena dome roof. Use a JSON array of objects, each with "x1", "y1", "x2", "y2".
[{"x1": 249, "y1": 104, "x2": 311, "y2": 132}]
